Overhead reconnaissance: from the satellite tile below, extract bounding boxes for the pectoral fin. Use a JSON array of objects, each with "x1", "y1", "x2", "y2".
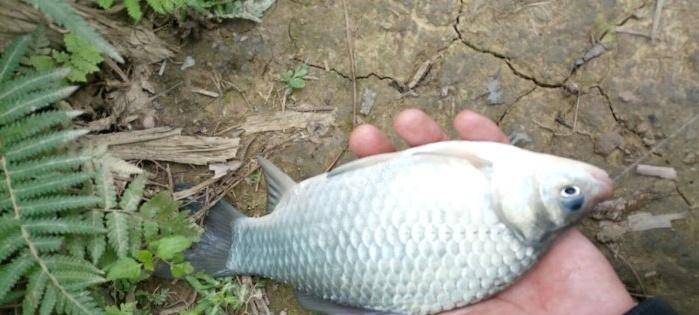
[{"x1": 295, "y1": 292, "x2": 401, "y2": 315}]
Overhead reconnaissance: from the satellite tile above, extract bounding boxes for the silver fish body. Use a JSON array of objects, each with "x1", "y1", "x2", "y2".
[{"x1": 188, "y1": 141, "x2": 613, "y2": 314}]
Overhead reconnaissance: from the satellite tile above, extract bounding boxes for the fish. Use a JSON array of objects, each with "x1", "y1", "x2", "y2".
[{"x1": 184, "y1": 140, "x2": 613, "y2": 315}]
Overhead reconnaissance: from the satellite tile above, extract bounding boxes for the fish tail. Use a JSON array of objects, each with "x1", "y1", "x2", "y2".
[{"x1": 155, "y1": 199, "x2": 244, "y2": 278}]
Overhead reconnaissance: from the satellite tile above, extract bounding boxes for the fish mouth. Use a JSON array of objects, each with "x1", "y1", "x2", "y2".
[{"x1": 589, "y1": 168, "x2": 613, "y2": 204}]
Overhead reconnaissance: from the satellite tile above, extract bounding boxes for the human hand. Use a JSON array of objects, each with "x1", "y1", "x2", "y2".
[{"x1": 348, "y1": 109, "x2": 636, "y2": 315}]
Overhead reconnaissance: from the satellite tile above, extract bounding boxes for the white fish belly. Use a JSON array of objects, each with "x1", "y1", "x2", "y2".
[{"x1": 229, "y1": 155, "x2": 540, "y2": 314}]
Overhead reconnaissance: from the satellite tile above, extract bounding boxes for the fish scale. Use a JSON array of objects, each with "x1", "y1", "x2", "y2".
[{"x1": 228, "y1": 154, "x2": 539, "y2": 314}]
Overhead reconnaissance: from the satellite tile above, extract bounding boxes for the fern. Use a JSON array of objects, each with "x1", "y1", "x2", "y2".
[
  {"x1": 0, "y1": 37, "x2": 105, "y2": 315},
  {"x1": 22, "y1": 0, "x2": 124, "y2": 63}
]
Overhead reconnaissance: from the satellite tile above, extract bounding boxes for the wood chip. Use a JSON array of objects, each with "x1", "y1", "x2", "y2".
[
  {"x1": 191, "y1": 88, "x2": 220, "y2": 98},
  {"x1": 240, "y1": 111, "x2": 334, "y2": 134},
  {"x1": 209, "y1": 161, "x2": 243, "y2": 179},
  {"x1": 627, "y1": 211, "x2": 687, "y2": 231},
  {"x1": 635, "y1": 164, "x2": 677, "y2": 180},
  {"x1": 83, "y1": 128, "x2": 240, "y2": 165}
]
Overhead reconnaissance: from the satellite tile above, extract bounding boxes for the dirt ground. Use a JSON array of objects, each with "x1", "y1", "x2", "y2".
[{"x1": 137, "y1": 0, "x2": 698, "y2": 313}]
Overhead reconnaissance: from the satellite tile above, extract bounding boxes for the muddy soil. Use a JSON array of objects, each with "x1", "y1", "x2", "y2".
[{"x1": 146, "y1": 0, "x2": 698, "y2": 313}]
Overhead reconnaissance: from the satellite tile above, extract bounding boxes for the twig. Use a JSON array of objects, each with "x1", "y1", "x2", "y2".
[
  {"x1": 148, "y1": 81, "x2": 184, "y2": 102},
  {"x1": 650, "y1": 0, "x2": 666, "y2": 43},
  {"x1": 572, "y1": 92, "x2": 581, "y2": 131},
  {"x1": 325, "y1": 145, "x2": 348, "y2": 172},
  {"x1": 341, "y1": 0, "x2": 358, "y2": 127},
  {"x1": 605, "y1": 244, "x2": 646, "y2": 294}
]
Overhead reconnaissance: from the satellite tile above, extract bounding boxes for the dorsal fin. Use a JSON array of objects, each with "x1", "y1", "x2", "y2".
[
  {"x1": 257, "y1": 156, "x2": 296, "y2": 212},
  {"x1": 327, "y1": 152, "x2": 398, "y2": 177},
  {"x1": 410, "y1": 142, "x2": 491, "y2": 169}
]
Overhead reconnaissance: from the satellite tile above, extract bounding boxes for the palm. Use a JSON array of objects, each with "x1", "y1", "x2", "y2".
[{"x1": 349, "y1": 109, "x2": 635, "y2": 315}]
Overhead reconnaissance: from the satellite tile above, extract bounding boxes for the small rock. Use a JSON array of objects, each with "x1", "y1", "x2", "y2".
[
  {"x1": 359, "y1": 88, "x2": 377, "y2": 115},
  {"x1": 594, "y1": 131, "x2": 624, "y2": 155},
  {"x1": 141, "y1": 115, "x2": 155, "y2": 129},
  {"x1": 509, "y1": 132, "x2": 532, "y2": 147},
  {"x1": 682, "y1": 152, "x2": 697, "y2": 164},
  {"x1": 180, "y1": 56, "x2": 195, "y2": 70},
  {"x1": 485, "y1": 78, "x2": 504, "y2": 105},
  {"x1": 619, "y1": 90, "x2": 642, "y2": 104}
]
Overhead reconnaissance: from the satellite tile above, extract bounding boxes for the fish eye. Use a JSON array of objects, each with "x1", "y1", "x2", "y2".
[{"x1": 560, "y1": 185, "x2": 580, "y2": 197}]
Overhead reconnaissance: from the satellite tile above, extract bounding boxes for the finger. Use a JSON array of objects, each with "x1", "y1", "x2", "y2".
[
  {"x1": 349, "y1": 124, "x2": 396, "y2": 157},
  {"x1": 393, "y1": 108, "x2": 448, "y2": 146},
  {"x1": 453, "y1": 110, "x2": 509, "y2": 144}
]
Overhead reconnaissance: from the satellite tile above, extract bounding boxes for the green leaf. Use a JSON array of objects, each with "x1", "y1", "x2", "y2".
[
  {"x1": 294, "y1": 64, "x2": 308, "y2": 78},
  {"x1": 124, "y1": 0, "x2": 143, "y2": 21},
  {"x1": 153, "y1": 235, "x2": 193, "y2": 260},
  {"x1": 170, "y1": 262, "x2": 193, "y2": 278},
  {"x1": 288, "y1": 77, "x2": 305, "y2": 89},
  {"x1": 133, "y1": 250, "x2": 153, "y2": 271},
  {"x1": 106, "y1": 257, "x2": 141, "y2": 280},
  {"x1": 140, "y1": 191, "x2": 179, "y2": 218},
  {"x1": 23, "y1": 0, "x2": 124, "y2": 63},
  {"x1": 0, "y1": 35, "x2": 31, "y2": 82},
  {"x1": 96, "y1": 0, "x2": 115, "y2": 9},
  {"x1": 29, "y1": 55, "x2": 56, "y2": 71}
]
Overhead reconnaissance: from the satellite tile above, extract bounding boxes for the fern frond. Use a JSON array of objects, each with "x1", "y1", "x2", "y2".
[
  {"x1": 20, "y1": 195, "x2": 101, "y2": 216},
  {"x1": 0, "y1": 215, "x2": 20, "y2": 232},
  {"x1": 0, "y1": 254, "x2": 36, "y2": 300},
  {"x1": 0, "y1": 85, "x2": 78, "y2": 126},
  {"x1": 24, "y1": 217, "x2": 106, "y2": 235},
  {"x1": 0, "y1": 35, "x2": 31, "y2": 83},
  {"x1": 31, "y1": 236, "x2": 65, "y2": 253},
  {"x1": 9, "y1": 155, "x2": 92, "y2": 182},
  {"x1": 4, "y1": 129, "x2": 88, "y2": 161},
  {"x1": 22, "y1": 267, "x2": 48, "y2": 315},
  {"x1": 38, "y1": 285, "x2": 57, "y2": 315},
  {"x1": 54, "y1": 288, "x2": 103, "y2": 315},
  {"x1": 119, "y1": 174, "x2": 146, "y2": 212},
  {"x1": 106, "y1": 211, "x2": 130, "y2": 257},
  {"x1": 129, "y1": 215, "x2": 142, "y2": 255},
  {"x1": 8, "y1": 172, "x2": 93, "y2": 202},
  {"x1": 0, "y1": 67, "x2": 71, "y2": 102},
  {"x1": 22, "y1": 0, "x2": 123, "y2": 63},
  {"x1": 66, "y1": 236, "x2": 85, "y2": 260},
  {"x1": 0, "y1": 110, "x2": 83, "y2": 146},
  {"x1": 87, "y1": 210, "x2": 105, "y2": 264},
  {"x1": 95, "y1": 162, "x2": 117, "y2": 210},
  {"x1": 0, "y1": 233, "x2": 23, "y2": 262},
  {"x1": 44, "y1": 255, "x2": 103, "y2": 275}
]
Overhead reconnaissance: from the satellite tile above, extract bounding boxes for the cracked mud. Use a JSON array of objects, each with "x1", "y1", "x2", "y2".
[{"x1": 153, "y1": 0, "x2": 699, "y2": 313}]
